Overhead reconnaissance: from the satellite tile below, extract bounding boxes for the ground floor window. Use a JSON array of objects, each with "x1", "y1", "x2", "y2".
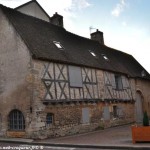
[
  {"x1": 46, "y1": 113, "x2": 54, "y2": 125},
  {"x1": 8, "y1": 109, "x2": 25, "y2": 130}
]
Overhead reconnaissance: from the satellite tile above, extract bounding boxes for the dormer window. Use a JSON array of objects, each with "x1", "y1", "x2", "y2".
[
  {"x1": 89, "y1": 50, "x2": 96, "y2": 57},
  {"x1": 53, "y1": 41, "x2": 64, "y2": 50},
  {"x1": 102, "y1": 54, "x2": 109, "y2": 61},
  {"x1": 141, "y1": 70, "x2": 146, "y2": 77}
]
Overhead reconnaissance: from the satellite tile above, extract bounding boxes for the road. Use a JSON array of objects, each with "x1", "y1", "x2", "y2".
[{"x1": 0, "y1": 142, "x2": 114, "y2": 150}]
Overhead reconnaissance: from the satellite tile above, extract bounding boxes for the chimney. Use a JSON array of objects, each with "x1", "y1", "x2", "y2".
[
  {"x1": 50, "y1": 12, "x2": 64, "y2": 28},
  {"x1": 90, "y1": 29, "x2": 104, "y2": 44}
]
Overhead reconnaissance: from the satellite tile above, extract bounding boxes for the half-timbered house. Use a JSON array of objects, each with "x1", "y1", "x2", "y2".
[{"x1": 0, "y1": 1, "x2": 150, "y2": 139}]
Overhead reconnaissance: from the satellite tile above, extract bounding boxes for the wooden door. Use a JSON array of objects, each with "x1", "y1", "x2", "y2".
[{"x1": 135, "y1": 92, "x2": 143, "y2": 124}]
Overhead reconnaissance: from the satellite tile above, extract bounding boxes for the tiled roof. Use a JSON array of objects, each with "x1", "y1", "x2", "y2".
[{"x1": 1, "y1": 4, "x2": 150, "y2": 80}]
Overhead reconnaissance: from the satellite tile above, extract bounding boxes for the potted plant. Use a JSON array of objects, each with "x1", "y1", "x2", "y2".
[
  {"x1": 131, "y1": 111, "x2": 150, "y2": 144},
  {"x1": 143, "y1": 111, "x2": 149, "y2": 126}
]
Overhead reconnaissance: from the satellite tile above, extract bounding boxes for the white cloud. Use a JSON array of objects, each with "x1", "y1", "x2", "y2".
[{"x1": 111, "y1": 0, "x2": 127, "y2": 17}]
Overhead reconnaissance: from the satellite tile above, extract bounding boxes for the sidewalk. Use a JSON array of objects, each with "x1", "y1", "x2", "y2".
[{"x1": 0, "y1": 125, "x2": 150, "y2": 149}]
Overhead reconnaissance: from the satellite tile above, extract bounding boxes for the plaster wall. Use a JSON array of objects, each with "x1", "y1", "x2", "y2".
[
  {"x1": 17, "y1": 2, "x2": 50, "y2": 22},
  {"x1": 0, "y1": 9, "x2": 33, "y2": 136}
]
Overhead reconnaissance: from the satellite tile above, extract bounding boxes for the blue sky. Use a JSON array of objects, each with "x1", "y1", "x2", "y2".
[{"x1": 1, "y1": 0, "x2": 150, "y2": 73}]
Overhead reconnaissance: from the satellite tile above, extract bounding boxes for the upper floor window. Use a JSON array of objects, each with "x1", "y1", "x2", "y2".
[
  {"x1": 53, "y1": 41, "x2": 64, "y2": 50},
  {"x1": 115, "y1": 75, "x2": 123, "y2": 90},
  {"x1": 68, "y1": 66, "x2": 83, "y2": 88}
]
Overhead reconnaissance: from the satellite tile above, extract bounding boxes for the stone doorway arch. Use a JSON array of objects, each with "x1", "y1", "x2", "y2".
[{"x1": 135, "y1": 91, "x2": 144, "y2": 124}]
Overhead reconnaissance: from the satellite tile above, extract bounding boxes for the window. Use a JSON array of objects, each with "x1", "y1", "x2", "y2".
[
  {"x1": 68, "y1": 66, "x2": 83, "y2": 87},
  {"x1": 102, "y1": 54, "x2": 109, "y2": 61},
  {"x1": 141, "y1": 70, "x2": 146, "y2": 77},
  {"x1": 8, "y1": 109, "x2": 25, "y2": 130},
  {"x1": 89, "y1": 50, "x2": 96, "y2": 57},
  {"x1": 115, "y1": 74, "x2": 123, "y2": 90},
  {"x1": 53, "y1": 41, "x2": 64, "y2": 50},
  {"x1": 46, "y1": 113, "x2": 53, "y2": 125}
]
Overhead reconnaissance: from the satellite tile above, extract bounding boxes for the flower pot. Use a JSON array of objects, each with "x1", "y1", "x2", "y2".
[{"x1": 131, "y1": 126, "x2": 150, "y2": 143}]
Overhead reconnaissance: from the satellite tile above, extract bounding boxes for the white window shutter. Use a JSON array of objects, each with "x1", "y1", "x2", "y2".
[
  {"x1": 103, "y1": 106, "x2": 110, "y2": 120},
  {"x1": 82, "y1": 108, "x2": 90, "y2": 124},
  {"x1": 69, "y1": 66, "x2": 83, "y2": 87}
]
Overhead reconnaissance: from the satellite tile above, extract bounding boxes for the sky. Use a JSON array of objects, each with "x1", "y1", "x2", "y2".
[{"x1": 1, "y1": 0, "x2": 150, "y2": 73}]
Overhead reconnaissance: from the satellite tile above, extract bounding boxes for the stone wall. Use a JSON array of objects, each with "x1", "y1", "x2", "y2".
[
  {"x1": 30, "y1": 102, "x2": 134, "y2": 139},
  {"x1": 0, "y1": 9, "x2": 33, "y2": 137},
  {"x1": 135, "y1": 79, "x2": 150, "y2": 116}
]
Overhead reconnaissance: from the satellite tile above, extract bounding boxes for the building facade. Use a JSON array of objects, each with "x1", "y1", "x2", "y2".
[{"x1": 0, "y1": 1, "x2": 150, "y2": 139}]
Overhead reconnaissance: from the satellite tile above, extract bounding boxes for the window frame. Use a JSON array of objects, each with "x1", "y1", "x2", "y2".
[
  {"x1": 53, "y1": 41, "x2": 64, "y2": 50},
  {"x1": 68, "y1": 66, "x2": 83, "y2": 88},
  {"x1": 46, "y1": 113, "x2": 54, "y2": 125},
  {"x1": 114, "y1": 74, "x2": 123, "y2": 90},
  {"x1": 101, "y1": 54, "x2": 109, "y2": 61},
  {"x1": 89, "y1": 50, "x2": 96, "y2": 57},
  {"x1": 8, "y1": 109, "x2": 25, "y2": 131}
]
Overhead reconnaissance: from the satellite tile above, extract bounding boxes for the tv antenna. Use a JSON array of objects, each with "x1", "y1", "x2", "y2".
[{"x1": 89, "y1": 26, "x2": 97, "y2": 34}]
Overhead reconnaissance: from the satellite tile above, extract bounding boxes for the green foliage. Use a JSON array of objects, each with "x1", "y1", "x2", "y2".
[{"x1": 143, "y1": 111, "x2": 149, "y2": 126}]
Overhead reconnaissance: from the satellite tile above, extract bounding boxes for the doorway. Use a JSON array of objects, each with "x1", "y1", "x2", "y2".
[{"x1": 135, "y1": 91, "x2": 143, "y2": 124}]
